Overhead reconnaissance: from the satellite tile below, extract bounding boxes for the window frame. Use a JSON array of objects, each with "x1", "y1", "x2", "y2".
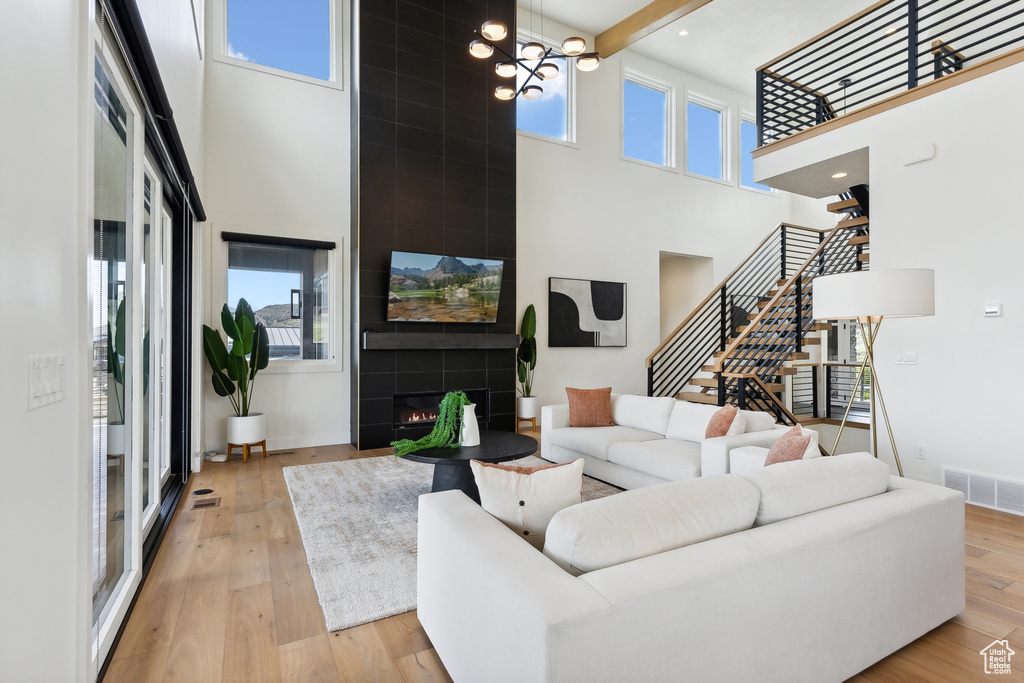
[
  {"x1": 211, "y1": 0, "x2": 343, "y2": 89},
  {"x1": 739, "y1": 112, "x2": 776, "y2": 194},
  {"x1": 621, "y1": 67, "x2": 676, "y2": 171},
  {"x1": 212, "y1": 225, "x2": 341, "y2": 373},
  {"x1": 514, "y1": 28, "x2": 578, "y2": 146},
  {"x1": 684, "y1": 91, "x2": 731, "y2": 185}
]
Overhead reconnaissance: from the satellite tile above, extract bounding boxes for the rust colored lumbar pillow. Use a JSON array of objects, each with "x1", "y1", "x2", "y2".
[
  {"x1": 704, "y1": 404, "x2": 746, "y2": 438},
  {"x1": 764, "y1": 425, "x2": 812, "y2": 466},
  {"x1": 566, "y1": 387, "x2": 614, "y2": 428}
]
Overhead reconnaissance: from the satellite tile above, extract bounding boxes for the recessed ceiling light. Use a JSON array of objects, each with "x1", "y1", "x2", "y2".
[
  {"x1": 831, "y1": 172, "x2": 848, "y2": 179},
  {"x1": 678, "y1": 29, "x2": 688, "y2": 36}
]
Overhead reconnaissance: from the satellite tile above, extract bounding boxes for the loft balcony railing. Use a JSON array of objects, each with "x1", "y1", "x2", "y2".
[{"x1": 757, "y1": 0, "x2": 1024, "y2": 145}]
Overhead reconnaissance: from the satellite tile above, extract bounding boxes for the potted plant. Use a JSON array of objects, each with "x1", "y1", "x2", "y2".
[
  {"x1": 203, "y1": 298, "x2": 270, "y2": 448},
  {"x1": 517, "y1": 304, "x2": 539, "y2": 420},
  {"x1": 106, "y1": 299, "x2": 149, "y2": 462},
  {"x1": 106, "y1": 299, "x2": 126, "y2": 458}
]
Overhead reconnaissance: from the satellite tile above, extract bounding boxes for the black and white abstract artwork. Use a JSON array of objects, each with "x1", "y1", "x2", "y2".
[{"x1": 548, "y1": 277, "x2": 627, "y2": 347}]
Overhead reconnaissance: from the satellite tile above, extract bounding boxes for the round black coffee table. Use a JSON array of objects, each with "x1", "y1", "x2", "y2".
[{"x1": 400, "y1": 430, "x2": 538, "y2": 503}]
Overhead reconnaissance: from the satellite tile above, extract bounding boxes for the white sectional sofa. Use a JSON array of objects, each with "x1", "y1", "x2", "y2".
[
  {"x1": 541, "y1": 394, "x2": 817, "y2": 489},
  {"x1": 418, "y1": 453, "x2": 966, "y2": 683}
]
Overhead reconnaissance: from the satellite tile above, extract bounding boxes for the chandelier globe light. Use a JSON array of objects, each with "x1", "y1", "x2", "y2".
[{"x1": 468, "y1": 18, "x2": 600, "y2": 101}]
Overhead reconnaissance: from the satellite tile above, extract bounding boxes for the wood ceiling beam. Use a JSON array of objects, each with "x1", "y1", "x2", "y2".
[{"x1": 595, "y1": 0, "x2": 715, "y2": 58}]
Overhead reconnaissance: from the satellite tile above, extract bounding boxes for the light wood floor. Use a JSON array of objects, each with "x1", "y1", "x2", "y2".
[{"x1": 107, "y1": 440, "x2": 1024, "y2": 682}]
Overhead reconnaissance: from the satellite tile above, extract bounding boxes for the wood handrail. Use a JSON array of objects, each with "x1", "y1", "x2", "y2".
[
  {"x1": 713, "y1": 224, "x2": 843, "y2": 372},
  {"x1": 723, "y1": 372, "x2": 830, "y2": 456},
  {"x1": 645, "y1": 223, "x2": 827, "y2": 367},
  {"x1": 756, "y1": 0, "x2": 898, "y2": 72}
]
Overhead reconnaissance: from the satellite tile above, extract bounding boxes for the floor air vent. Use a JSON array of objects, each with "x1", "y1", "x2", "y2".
[
  {"x1": 944, "y1": 468, "x2": 1024, "y2": 516},
  {"x1": 190, "y1": 497, "x2": 221, "y2": 510}
]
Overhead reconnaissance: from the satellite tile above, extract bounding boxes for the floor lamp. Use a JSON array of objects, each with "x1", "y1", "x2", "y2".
[{"x1": 812, "y1": 269, "x2": 935, "y2": 476}]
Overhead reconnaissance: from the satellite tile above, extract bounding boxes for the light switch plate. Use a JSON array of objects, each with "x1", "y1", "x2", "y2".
[{"x1": 29, "y1": 354, "x2": 66, "y2": 410}]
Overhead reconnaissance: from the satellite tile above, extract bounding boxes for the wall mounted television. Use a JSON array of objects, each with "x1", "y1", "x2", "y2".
[{"x1": 387, "y1": 251, "x2": 504, "y2": 323}]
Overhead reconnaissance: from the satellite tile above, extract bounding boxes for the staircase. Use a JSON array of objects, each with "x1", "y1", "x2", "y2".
[{"x1": 647, "y1": 187, "x2": 869, "y2": 423}]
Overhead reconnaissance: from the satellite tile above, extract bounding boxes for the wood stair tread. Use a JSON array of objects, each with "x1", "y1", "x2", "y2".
[
  {"x1": 848, "y1": 234, "x2": 870, "y2": 246},
  {"x1": 677, "y1": 392, "x2": 719, "y2": 405},
  {"x1": 826, "y1": 197, "x2": 860, "y2": 214},
  {"x1": 839, "y1": 215, "x2": 869, "y2": 228},
  {"x1": 726, "y1": 335, "x2": 821, "y2": 346},
  {"x1": 858, "y1": 253, "x2": 870, "y2": 262},
  {"x1": 713, "y1": 350, "x2": 810, "y2": 361}
]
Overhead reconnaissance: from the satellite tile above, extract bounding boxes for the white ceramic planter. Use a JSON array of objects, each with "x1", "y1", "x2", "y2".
[
  {"x1": 107, "y1": 422, "x2": 126, "y2": 456},
  {"x1": 461, "y1": 404, "x2": 480, "y2": 447},
  {"x1": 517, "y1": 396, "x2": 539, "y2": 420},
  {"x1": 228, "y1": 413, "x2": 266, "y2": 445}
]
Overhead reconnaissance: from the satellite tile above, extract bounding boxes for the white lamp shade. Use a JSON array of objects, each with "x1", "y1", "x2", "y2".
[
  {"x1": 494, "y1": 85, "x2": 516, "y2": 100},
  {"x1": 575, "y1": 54, "x2": 600, "y2": 71},
  {"x1": 523, "y1": 84, "x2": 543, "y2": 99},
  {"x1": 813, "y1": 269, "x2": 935, "y2": 319},
  {"x1": 561, "y1": 36, "x2": 587, "y2": 55},
  {"x1": 537, "y1": 62, "x2": 559, "y2": 79},
  {"x1": 521, "y1": 41, "x2": 546, "y2": 60},
  {"x1": 469, "y1": 40, "x2": 494, "y2": 58},
  {"x1": 480, "y1": 20, "x2": 507, "y2": 41},
  {"x1": 495, "y1": 61, "x2": 518, "y2": 78}
]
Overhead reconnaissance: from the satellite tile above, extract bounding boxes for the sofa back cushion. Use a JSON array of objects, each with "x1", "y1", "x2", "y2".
[
  {"x1": 744, "y1": 452, "x2": 890, "y2": 526},
  {"x1": 664, "y1": 401, "x2": 721, "y2": 442},
  {"x1": 543, "y1": 475, "x2": 760, "y2": 574},
  {"x1": 741, "y1": 410, "x2": 777, "y2": 433},
  {"x1": 612, "y1": 395, "x2": 677, "y2": 435}
]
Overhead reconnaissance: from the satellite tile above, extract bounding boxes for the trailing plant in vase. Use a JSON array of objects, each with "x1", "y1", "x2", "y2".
[
  {"x1": 392, "y1": 390, "x2": 471, "y2": 456},
  {"x1": 517, "y1": 304, "x2": 537, "y2": 398},
  {"x1": 202, "y1": 298, "x2": 270, "y2": 417}
]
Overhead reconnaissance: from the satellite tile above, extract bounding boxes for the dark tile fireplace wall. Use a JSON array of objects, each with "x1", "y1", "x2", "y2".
[{"x1": 354, "y1": 0, "x2": 518, "y2": 449}]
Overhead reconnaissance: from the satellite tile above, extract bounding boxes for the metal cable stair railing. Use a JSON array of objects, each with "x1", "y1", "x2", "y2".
[
  {"x1": 647, "y1": 223, "x2": 828, "y2": 399},
  {"x1": 647, "y1": 212, "x2": 868, "y2": 426}
]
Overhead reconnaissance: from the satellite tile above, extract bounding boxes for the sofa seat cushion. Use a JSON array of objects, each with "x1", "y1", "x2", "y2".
[
  {"x1": 745, "y1": 451, "x2": 890, "y2": 526},
  {"x1": 606, "y1": 439, "x2": 702, "y2": 481},
  {"x1": 543, "y1": 475, "x2": 760, "y2": 575},
  {"x1": 548, "y1": 426, "x2": 662, "y2": 461}
]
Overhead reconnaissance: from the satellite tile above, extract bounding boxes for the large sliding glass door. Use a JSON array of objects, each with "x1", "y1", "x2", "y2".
[
  {"x1": 90, "y1": 17, "x2": 176, "y2": 667},
  {"x1": 91, "y1": 44, "x2": 136, "y2": 649}
]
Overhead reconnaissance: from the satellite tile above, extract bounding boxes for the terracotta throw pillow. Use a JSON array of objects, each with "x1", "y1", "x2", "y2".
[
  {"x1": 764, "y1": 425, "x2": 812, "y2": 466},
  {"x1": 705, "y1": 405, "x2": 746, "y2": 438},
  {"x1": 566, "y1": 387, "x2": 614, "y2": 427},
  {"x1": 471, "y1": 458, "x2": 586, "y2": 550}
]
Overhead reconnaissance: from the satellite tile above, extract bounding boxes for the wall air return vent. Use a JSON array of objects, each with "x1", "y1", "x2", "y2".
[{"x1": 943, "y1": 468, "x2": 1024, "y2": 517}]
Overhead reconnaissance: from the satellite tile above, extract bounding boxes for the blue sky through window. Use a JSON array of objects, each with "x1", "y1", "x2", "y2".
[
  {"x1": 229, "y1": 269, "x2": 301, "y2": 312},
  {"x1": 741, "y1": 120, "x2": 771, "y2": 191},
  {"x1": 687, "y1": 101, "x2": 723, "y2": 179},
  {"x1": 623, "y1": 80, "x2": 667, "y2": 165},
  {"x1": 516, "y1": 42, "x2": 568, "y2": 140},
  {"x1": 226, "y1": 0, "x2": 330, "y2": 80}
]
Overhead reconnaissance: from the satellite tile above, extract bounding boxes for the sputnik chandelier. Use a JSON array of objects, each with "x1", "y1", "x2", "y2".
[{"x1": 468, "y1": 19, "x2": 600, "y2": 101}]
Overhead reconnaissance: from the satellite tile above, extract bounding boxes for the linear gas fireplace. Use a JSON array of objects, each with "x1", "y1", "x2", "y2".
[{"x1": 393, "y1": 389, "x2": 490, "y2": 430}]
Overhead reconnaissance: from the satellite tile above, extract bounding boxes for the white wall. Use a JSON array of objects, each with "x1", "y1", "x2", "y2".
[
  {"x1": 201, "y1": 0, "x2": 352, "y2": 454},
  {"x1": 516, "y1": 14, "x2": 830, "y2": 406},
  {"x1": 755, "y1": 61, "x2": 1024, "y2": 483},
  {"x1": 0, "y1": 4, "x2": 90, "y2": 680}
]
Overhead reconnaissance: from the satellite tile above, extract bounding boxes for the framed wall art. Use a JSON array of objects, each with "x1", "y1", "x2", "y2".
[{"x1": 548, "y1": 277, "x2": 627, "y2": 347}]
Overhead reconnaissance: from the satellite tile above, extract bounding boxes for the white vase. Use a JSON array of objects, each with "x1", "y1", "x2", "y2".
[
  {"x1": 460, "y1": 404, "x2": 480, "y2": 447},
  {"x1": 107, "y1": 422, "x2": 126, "y2": 456},
  {"x1": 518, "y1": 396, "x2": 540, "y2": 420},
  {"x1": 228, "y1": 413, "x2": 266, "y2": 445}
]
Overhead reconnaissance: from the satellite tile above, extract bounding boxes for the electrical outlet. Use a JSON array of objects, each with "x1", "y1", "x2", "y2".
[{"x1": 915, "y1": 444, "x2": 927, "y2": 460}]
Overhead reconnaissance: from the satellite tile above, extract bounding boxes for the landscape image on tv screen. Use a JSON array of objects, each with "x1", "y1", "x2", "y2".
[{"x1": 387, "y1": 251, "x2": 504, "y2": 323}]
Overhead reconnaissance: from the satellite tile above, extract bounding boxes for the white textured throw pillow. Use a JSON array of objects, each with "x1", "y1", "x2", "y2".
[{"x1": 471, "y1": 458, "x2": 585, "y2": 550}]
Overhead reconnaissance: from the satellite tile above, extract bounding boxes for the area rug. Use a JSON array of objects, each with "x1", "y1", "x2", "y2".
[{"x1": 283, "y1": 454, "x2": 620, "y2": 632}]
